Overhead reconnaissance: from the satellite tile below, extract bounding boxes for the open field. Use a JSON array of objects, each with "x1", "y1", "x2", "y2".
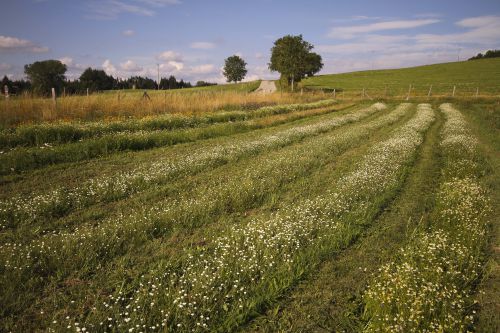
[
  {"x1": 302, "y1": 58, "x2": 500, "y2": 98},
  {"x1": 0, "y1": 86, "x2": 498, "y2": 332},
  {"x1": 0, "y1": 81, "x2": 332, "y2": 127}
]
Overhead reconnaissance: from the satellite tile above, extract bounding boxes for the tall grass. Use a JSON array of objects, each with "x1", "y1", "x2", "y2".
[
  {"x1": 0, "y1": 89, "x2": 328, "y2": 127},
  {"x1": 0, "y1": 99, "x2": 339, "y2": 148}
]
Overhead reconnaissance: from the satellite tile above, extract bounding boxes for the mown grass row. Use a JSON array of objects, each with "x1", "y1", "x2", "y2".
[
  {"x1": 6, "y1": 104, "x2": 411, "y2": 243},
  {"x1": 36, "y1": 104, "x2": 435, "y2": 332},
  {"x1": 0, "y1": 99, "x2": 337, "y2": 148},
  {"x1": 0, "y1": 103, "x2": 382, "y2": 232},
  {"x1": 0, "y1": 102, "x2": 404, "y2": 330},
  {"x1": 363, "y1": 103, "x2": 491, "y2": 332},
  {"x1": 241, "y1": 101, "x2": 445, "y2": 333},
  {"x1": 0, "y1": 102, "x2": 399, "y2": 313},
  {"x1": 0, "y1": 101, "x2": 350, "y2": 175}
]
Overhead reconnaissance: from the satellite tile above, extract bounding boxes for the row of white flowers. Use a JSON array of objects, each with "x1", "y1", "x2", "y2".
[
  {"x1": 0, "y1": 103, "x2": 386, "y2": 233},
  {"x1": 1, "y1": 102, "x2": 410, "y2": 312},
  {"x1": 363, "y1": 103, "x2": 491, "y2": 332},
  {"x1": 0, "y1": 99, "x2": 339, "y2": 148},
  {"x1": 51, "y1": 104, "x2": 434, "y2": 332}
]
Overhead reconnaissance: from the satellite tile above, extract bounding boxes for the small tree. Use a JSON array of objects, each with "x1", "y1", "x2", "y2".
[
  {"x1": 269, "y1": 35, "x2": 323, "y2": 91},
  {"x1": 223, "y1": 55, "x2": 247, "y2": 83},
  {"x1": 24, "y1": 60, "x2": 67, "y2": 95}
]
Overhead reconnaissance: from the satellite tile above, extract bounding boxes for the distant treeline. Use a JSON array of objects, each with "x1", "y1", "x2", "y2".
[
  {"x1": 468, "y1": 49, "x2": 500, "y2": 61},
  {"x1": 1, "y1": 64, "x2": 217, "y2": 96}
]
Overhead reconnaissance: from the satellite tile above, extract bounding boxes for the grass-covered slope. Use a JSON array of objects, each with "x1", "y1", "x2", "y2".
[{"x1": 303, "y1": 58, "x2": 500, "y2": 96}]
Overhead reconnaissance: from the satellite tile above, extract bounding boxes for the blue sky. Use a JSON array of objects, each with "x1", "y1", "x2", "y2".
[{"x1": 1, "y1": 0, "x2": 499, "y2": 83}]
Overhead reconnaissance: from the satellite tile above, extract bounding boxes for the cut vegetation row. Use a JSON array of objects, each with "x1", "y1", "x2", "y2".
[
  {"x1": 0, "y1": 100, "x2": 353, "y2": 174},
  {"x1": 0, "y1": 102, "x2": 381, "y2": 230},
  {"x1": 1, "y1": 102, "x2": 414, "y2": 331},
  {"x1": 22, "y1": 104, "x2": 434, "y2": 332}
]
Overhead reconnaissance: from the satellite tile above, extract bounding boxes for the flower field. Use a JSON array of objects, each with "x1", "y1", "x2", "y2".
[{"x1": 0, "y1": 98, "x2": 498, "y2": 332}]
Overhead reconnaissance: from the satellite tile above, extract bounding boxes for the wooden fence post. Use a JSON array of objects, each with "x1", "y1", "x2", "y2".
[
  {"x1": 51, "y1": 87, "x2": 57, "y2": 109},
  {"x1": 63, "y1": 87, "x2": 66, "y2": 98},
  {"x1": 475, "y1": 87, "x2": 479, "y2": 98},
  {"x1": 384, "y1": 85, "x2": 387, "y2": 97},
  {"x1": 362, "y1": 88, "x2": 365, "y2": 99},
  {"x1": 333, "y1": 88, "x2": 336, "y2": 98},
  {"x1": 3, "y1": 85, "x2": 8, "y2": 114},
  {"x1": 164, "y1": 90, "x2": 167, "y2": 113},
  {"x1": 427, "y1": 84, "x2": 432, "y2": 97},
  {"x1": 342, "y1": 90, "x2": 345, "y2": 99},
  {"x1": 406, "y1": 84, "x2": 412, "y2": 101},
  {"x1": 452, "y1": 85, "x2": 456, "y2": 97},
  {"x1": 86, "y1": 88, "x2": 89, "y2": 97}
]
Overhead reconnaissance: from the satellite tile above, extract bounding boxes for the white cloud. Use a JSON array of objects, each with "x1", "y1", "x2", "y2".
[
  {"x1": 123, "y1": 29, "x2": 135, "y2": 36},
  {"x1": 59, "y1": 57, "x2": 87, "y2": 71},
  {"x1": 0, "y1": 63, "x2": 12, "y2": 71},
  {"x1": 328, "y1": 19, "x2": 440, "y2": 39},
  {"x1": 102, "y1": 59, "x2": 117, "y2": 75},
  {"x1": 160, "y1": 61, "x2": 184, "y2": 72},
  {"x1": 86, "y1": 0, "x2": 179, "y2": 19},
  {"x1": 190, "y1": 64, "x2": 216, "y2": 75},
  {"x1": 190, "y1": 42, "x2": 216, "y2": 49},
  {"x1": 158, "y1": 50, "x2": 182, "y2": 62},
  {"x1": 133, "y1": 0, "x2": 181, "y2": 6},
  {"x1": 86, "y1": 0, "x2": 154, "y2": 19},
  {"x1": 120, "y1": 60, "x2": 143, "y2": 72},
  {"x1": 317, "y1": 15, "x2": 500, "y2": 73},
  {"x1": 0, "y1": 35, "x2": 49, "y2": 53},
  {"x1": 243, "y1": 65, "x2": 277, "y2": 82},
  {"x1": 456, "y1": 15, "x2": 499, "y2": 28},
  {"x1": 59, "y1": 57, "x2": 74, "y2": 67},
  {"x1": 416, "y1": 15, "x2": 500, "y2": 45},
  {"x1": 255, "y1": 52, "x2": 264, "y2": 59},
  {"x1": 414, "y1": 13, "x2": 442, "y2": 19}
]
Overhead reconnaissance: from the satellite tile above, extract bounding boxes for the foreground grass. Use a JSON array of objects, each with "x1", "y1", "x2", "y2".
[
  {"x1": 460, "y1": 102, "x2": 500, "y2": 333},
  {"x1": 32, "y1": 104, "x2": 434, "y2": 332},
  {"x1": 1, "y1": 102, "x2": 396, "y2": 331},
  {"x1": 244, "y1": 103, "x2": 443, "y2": 333},
  {"x1": 363, "y1": 103, "x2": 492, "y2": 332},
  {"x1": 1, "y1": 94, "x2": 498, "y2": 332}
]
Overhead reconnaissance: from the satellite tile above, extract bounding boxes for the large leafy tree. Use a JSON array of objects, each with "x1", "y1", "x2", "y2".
[
  {"x1": 269, "y1": 35, "x2": 323, "y2": 91},
  {"x1": 79, "y1": 67, "x2": 115, "y2": 91},
  {"x1": 24, "y1": 60, "x2": 67, "y2": 95},
  {"x1": 223, "y1": 55, "x2": 247, "y2": 83}
]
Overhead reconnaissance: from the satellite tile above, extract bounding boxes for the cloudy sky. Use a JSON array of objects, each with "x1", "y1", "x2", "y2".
[{"x1": 1, "y1": 0, "x2": 499, "y2": 83}]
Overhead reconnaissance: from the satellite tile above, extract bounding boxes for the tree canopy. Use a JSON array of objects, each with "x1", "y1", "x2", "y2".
[
  {"x1": 24, "y1": 60, "x2": 67, "y2": 95},
  {"x1": 79, "y1": 68, "x2": 115, "y2": 91},
  {"x1": 223, "y1": 55, "x2": 247, "y2": 83},
  {"x1": 468, "y1": 49, "x2": 500, "y2": 60},
  {"x1": 269, "y1": 35, "x2": 323, "y2": 91}
]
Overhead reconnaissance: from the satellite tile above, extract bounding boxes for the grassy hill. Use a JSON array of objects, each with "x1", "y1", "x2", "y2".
[{"x1": 302, "y1": 58, "x2": 500, "y2": 97}]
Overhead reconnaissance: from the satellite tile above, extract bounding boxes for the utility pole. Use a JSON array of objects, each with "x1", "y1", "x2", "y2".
[{"x1": 157, "y1": 63, "x2": 160, "y2": 90}]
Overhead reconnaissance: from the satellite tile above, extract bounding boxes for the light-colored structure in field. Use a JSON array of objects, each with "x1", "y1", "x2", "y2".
[{"x1": 254, "y1": 80, "x2": 276, "y2": 94}]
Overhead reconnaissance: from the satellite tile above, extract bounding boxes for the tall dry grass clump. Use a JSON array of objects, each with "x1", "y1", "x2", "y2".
[{"x1": 0, "y1": 90, "x2": 328, "y2": 127}]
